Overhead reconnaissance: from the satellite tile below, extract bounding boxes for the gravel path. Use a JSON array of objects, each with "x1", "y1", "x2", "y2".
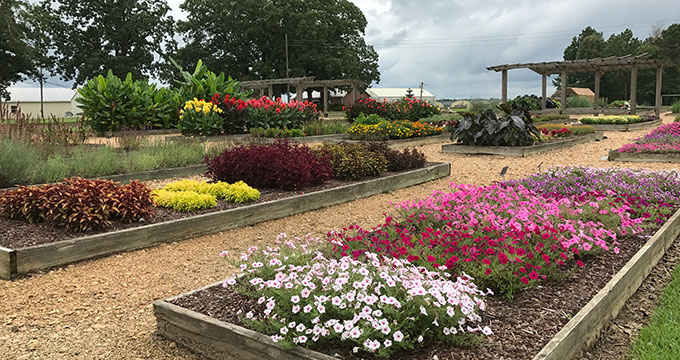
[{"x1": 2, "y1": 114, "x2": 679, "y2": 359}]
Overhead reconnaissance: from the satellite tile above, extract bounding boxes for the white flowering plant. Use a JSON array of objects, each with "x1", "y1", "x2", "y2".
[{"x1": 221, "y1": 234, "x2": 492, "y2": 358}]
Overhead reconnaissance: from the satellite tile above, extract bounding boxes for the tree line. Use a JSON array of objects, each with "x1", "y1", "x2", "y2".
[
  {"x1": 556, "y1": 25, "x2": 680, "y2": 106},
  {"x1": 0, "y1": 0, "x2": 380, "y2": 100}
]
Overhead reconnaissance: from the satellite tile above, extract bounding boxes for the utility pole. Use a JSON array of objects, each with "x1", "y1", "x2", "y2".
[
  {"x1": 419, "y1": 82, "x2": 424, "y2": 101},
  {"x1": 39, "y1": 65, "x2": 44, "y2": 119},
  {"x1": 285, "y1": 33, "x2": 290, "y2": 102}
]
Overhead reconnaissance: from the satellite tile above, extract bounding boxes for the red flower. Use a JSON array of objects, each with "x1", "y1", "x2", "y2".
[{"x1": 520, "y1": 277, "x2": 529, "y2": 285}]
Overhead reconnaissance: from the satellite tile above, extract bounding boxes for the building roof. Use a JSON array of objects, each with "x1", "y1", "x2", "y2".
[
  {"x1": 568, "y1": 87, "x2": 594, "y2": 96},
  {"x1": 4, "y1": 87, "x2": 77, "y2": 103},
  {"x1": 366, "y1": 88, "x2": 435, "y2": 99}
]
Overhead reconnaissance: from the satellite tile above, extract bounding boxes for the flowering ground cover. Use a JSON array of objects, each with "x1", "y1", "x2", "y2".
[
  {"x1": 580, "y1": 115, "x2": 659, "y2": 125},
  {"x1": 185, "y1": 166, "x2": 680, "y2": 359},
  {"x1": 617, "y1": 122, "x2": 680, "y2": 154}
]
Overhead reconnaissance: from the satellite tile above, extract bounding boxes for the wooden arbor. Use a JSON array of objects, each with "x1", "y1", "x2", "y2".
[
  {"x1": 487, "y1": 54, "x2": 670, "y2": 116},
  {"x1": 240, "y1": 77, "x2": 363, "y2": 114}
]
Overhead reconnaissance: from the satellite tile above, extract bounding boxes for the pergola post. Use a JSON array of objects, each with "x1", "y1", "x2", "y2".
[
  {"x1": 561, "y1": 72, "x2": 567, "y2": 111},
  {"x1": 594, "y1": 72, "x2": 601, "y2": 111},
  {"x1": 501, "y1": 70, "x2": 508, "y2": 103},
  {"x1": 268, "y1": 85, "x2": 273, "y2": 99},
  {"x1": 323, "y1": 85, "x2": 328, "y2": 115},
  {"x1": 296, "y1": 83, "x2": 303, "y2": 102},
  {"x1": 541, "y1": 73, "x2": 547, "y2": 110},
  {"x1": 259, "y1": 88, "x2": 264, "y2": 97},
  {"x1": 630, "y1": 65, "x2": 638, "y2": 114},
  {"x1": 655, "y1": 66, "x2": 663, "y2": 117},
  {"x1": 352, "y1": 83, "x2": 357, "y2": 104}
]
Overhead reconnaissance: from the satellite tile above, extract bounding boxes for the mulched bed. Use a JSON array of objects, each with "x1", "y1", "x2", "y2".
[
  {"x1": 170, "y1": 223, "x2": 667, "y2": 360},
  {"x1": 0, "y1": 165, "x2": 420, "y2": 250}
]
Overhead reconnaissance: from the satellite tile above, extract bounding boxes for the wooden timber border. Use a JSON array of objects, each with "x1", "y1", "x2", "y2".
[
  {"x1": 154, "y1": 282, "x2": 336, "y2": 360},
  {"x1": 534, "y1": 207, "x2": 680, "y2": 359},
  {"x1": 0, "y1": 162, "x2": 450, "y2": 280},
  {"x1": 441, "y1": 132, "x2": 603, "y2": 157},
  {"x1": 608, "y1": 151, "x2": 680, "y2": 163},
  {"x1": 331, "y1": 133, "x2": 451, "y2": 148},
  {"x1": 153, "y1": 207, "x2": 680, "y2": 360},
  {"x1": 573, "y1": 118, "x2": 662, "y2": 132}
]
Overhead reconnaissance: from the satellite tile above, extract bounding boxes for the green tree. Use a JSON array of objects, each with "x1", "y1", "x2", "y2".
[
  {"x1": 172, "y1": 0, "x2": 380, "y2": 96},
  {"x1": 43, "y1": 0, "x2": 175, "y2": 86},
  {"x1": 553, "y1": 27, "x2": 605, "y2": 93},
  {"x1": 0, "y1": 0, "x2": 33, "y2": 100},
  {"x1": 601, "y1": 29, "x2": 642, "y2": 102}
]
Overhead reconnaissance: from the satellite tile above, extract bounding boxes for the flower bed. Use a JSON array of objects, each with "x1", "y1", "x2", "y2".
[
  {"x1": 344, "y1": 98, "x2": 439, "y2": 122},
  {"x1": 580, "y1": 115, "x2": 657, "y2": 125},
  {"x1": 157, "y1": 167, "x2": 680, "y2": 359},
  {"x1": 347, "y1": 119, "x2": 444, "y2": 141},
  {"x1": 615, "y1": 122, "x2": 680, "y2": 154}
]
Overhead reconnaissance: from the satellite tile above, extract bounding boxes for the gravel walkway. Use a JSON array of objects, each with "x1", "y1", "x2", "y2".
[{"x1": 2, "y1": 114, "x2": 679, "y2": 359}]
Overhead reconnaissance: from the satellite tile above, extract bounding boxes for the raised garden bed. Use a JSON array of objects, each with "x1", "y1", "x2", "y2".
[
  {"x1": 334, "y1": 133, "x2": 450, "y2": 148},
  {"x1": 170, "y1": 133, "x2": 345, "y2": 145},
  {"x1": 608, "y1": 151, "x2": 680, "y2": 163},
  {"x1": 441, "y1": 132, "x2": 603, "y2": 157},
  {"x1": 0, "y1": 162, "x2": 450, "y2": 280},
  {"x1": 573, "y1": 118, "x2": 662, "y2": 132},
  {"x1": 153, "y1": 199, "x2": 680, "y2": 360}
]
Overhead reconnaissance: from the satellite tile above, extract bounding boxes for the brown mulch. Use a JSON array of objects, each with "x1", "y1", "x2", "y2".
[{"x1": 171, "y1": 228, "x2": 657, "y2": 360}]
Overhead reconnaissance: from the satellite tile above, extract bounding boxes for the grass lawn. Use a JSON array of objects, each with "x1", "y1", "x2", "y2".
[{"x1": 630, "y1": 264, "x2": 680, "y2": 359}]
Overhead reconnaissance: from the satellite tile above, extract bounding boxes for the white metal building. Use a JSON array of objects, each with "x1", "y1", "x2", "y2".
[
  {"x1": 366, "y1": 88, "x2": 436, "y2": 103},
  {"x1": 2, "y1": 87, "x2": 81, "y2": 118}
]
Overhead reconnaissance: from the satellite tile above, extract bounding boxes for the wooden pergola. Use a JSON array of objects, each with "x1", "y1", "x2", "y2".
[
  {"x1": 487, "y1": 54, "x2": 671, "y2": 116},
  {"x1": 240, "y1": 77, "x2": 363, "y2": 114}
]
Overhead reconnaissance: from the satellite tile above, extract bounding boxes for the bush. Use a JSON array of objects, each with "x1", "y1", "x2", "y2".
[
  {"x1": 507, "y1": 95, "x2": 541, "y2": 111},
  {"x1": 77, "y1": 70, "x2": 177, "y2": 133},
  {"x1": 672, "y1": 101, "x2": 680, "y2": 114},
  {"x1": 364, "y1": 142, "x2": 426, "y2": 172},
  {"x1": 532, "y1": 114, "x2": 570, "y2": 123},
  {"x1": 0, "y1": 139, "x2": 39, "y2": 187},
  {"x1": 675, "y1": 114, "x2": 680, "y2": 122},
  {"x1": 353, "y1": 113, "x2": 385, "y2": 125},
  {"x1": 580, "y1": 115, "x2": 657, "y2": 125},
  {"x1": 205, "y1": 140, "x2": 333, "y2": 190},
  {"x1": 451, "y1": 108, "x2": 541, "y2": 146},
  {"x1": 566, "y1": 95, "x2": 593, "y2": 108},
  {"x1": 178, "y1": 98, "x2": 225, "y2": 136},
  {"x1": 317, "y1": 143, "x2": 388, "y2": 180},
  {"x1": 609, "y1": 100, "x2": 628, "y2": 108},
  {"x1": 0, "y1": 178, "x2": 153, "y2": 231},
  {"x1": 152, "y1": 189, "x2": 217, "y2": 211},
  {"x1": 161, "y1": 179, "x2": 260, "y2": 203},
  {"x1": 344, "y1": 98, "x2": 439, "y2": 122}
]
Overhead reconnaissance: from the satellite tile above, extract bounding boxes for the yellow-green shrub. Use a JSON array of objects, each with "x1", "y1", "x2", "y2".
[
  {"x1": 152, "y1": 189, "x2": 217, "y2": 212},
  {"x1": 160, "y1": 179, "x2": 260, "y2": 203}
]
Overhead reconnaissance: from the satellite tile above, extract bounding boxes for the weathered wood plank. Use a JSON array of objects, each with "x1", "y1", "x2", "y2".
[
  {"x1": 0, "y1": 247, "x2": 16, "y2": 280},
  {"x1": 9, "y1": 163, "x2": 450, "y2": 277},
  {"x1": 154, "y1": 301, "x2": 335, "y2": 360},
  {"x1": 441, "y1": 133, "x2": 603, "y2": 157},
  {"x1": 608, "y1": 151, "x2": 680, "y2": 163},
  {"x1": 534, "y1": 207, "x2": 680, "y2": 360}
]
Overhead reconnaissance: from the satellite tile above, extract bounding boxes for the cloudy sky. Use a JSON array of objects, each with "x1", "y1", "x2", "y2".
[{"x1": 25, "y1": 0, "x2": 680, "y2": 100}]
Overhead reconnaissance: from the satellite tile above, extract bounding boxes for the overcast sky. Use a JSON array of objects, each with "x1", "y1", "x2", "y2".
[{"x1": 25, "y1": 0, "x2": 680, "y2": 100}]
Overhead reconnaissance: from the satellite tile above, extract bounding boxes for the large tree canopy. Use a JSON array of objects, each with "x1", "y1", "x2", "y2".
[
  {"x1": 172, "y1": 0, "x2": 380, "y2": 91},
  {"x1": 43, "y1": 0, "x2": 175, "y2": 86},
  {"x1": 556, "y1": 25, "x2": 680, "y2": 105},
  {"x1": 0, "y1": 0, "x2": 33, "y2": 100}
]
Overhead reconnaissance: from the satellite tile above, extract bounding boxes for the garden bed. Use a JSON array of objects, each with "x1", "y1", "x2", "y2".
[
  {"x1": 608, "y1": 151, "x2": 680, "y2": 163},
  {"x1": 336, "y1": 133, "x2": 451, "y2": 148},
  {"x1": 170, "y1": 133, "x2": 345, "y2": 145},
  {"x1": 153, "y1": 207, "x2": 680, "y2": 360},
  {"x1": 574, "y1": 118, "x2": 662, "y2": 132},
  {"x1": 441, "y1": 132, "x2": 603, "y2": 157},
  {"x1": 0, "y1": 162, "x2": 450, "y2": 279}
]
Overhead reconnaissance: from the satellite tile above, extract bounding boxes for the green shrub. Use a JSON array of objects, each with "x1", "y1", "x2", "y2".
[
  {"x1": 672, "y1": 101, "x2": 680, "y2": 114},
  {"x1": 77, "y1": 70, "x2": 178, "y2": 133},
  {"x1": 0, "y1": 139, "x2": 38, "y2": 187},
  {"x1": 170, "y1": 58, "x2": 246, "y2": 104},
  {"x1": 580, "y1": 115, "x2": 657, "y2": 125},
  {"x1": 152, "y1": 189, "x2": 216, "y2": 211},
  {"x1": 507, "y1": 95, "x2": 541, "y2": 111},
  {"x1": 34, "y1": 155, "x2": 70, "y2": 184},
  {"x1": 364, "y1": 142, "x2": 426, "y2": 172},
  {"x1": 317, "y1": 143, "x2": 387, "y2": 180},
  {"x1": 353, "y1": 113, "x2": 385, "y2": 125},
  {"x1": 161, "y1": 179, "x2": 260, "y2": 203},
  {"x1": 566, "y1": 95, "x2": 593, "y2": 108},
  {"x1": 69, "y1": 146, "x2": 120, "y2": 178},
  {"x1": 675, "y1": 114, "x2": 680, "y2": 122}
]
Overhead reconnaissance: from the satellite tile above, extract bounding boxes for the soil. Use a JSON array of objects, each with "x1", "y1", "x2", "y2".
[
  {"x1": 0, "y1": 112, "x2": 678, "y2": 360},
  {"x1": 170, "y1": 231, "x2": 654, "y2": 360}
]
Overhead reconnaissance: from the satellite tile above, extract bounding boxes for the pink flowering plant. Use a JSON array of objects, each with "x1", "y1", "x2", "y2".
[
  {"x1": 618, "y1": 122, "x2": 680, "y2": 154},
  {"x1": 221, "y1": 234, "x2": 491, "y2": 358},
  {"x1": 330, "y1": 181, "x2": 647, "y2": 297}
]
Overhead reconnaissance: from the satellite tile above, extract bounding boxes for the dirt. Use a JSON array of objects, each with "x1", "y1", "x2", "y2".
[{"x1": 0, "y1": 112, "x2": 678, "y2": 360}]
